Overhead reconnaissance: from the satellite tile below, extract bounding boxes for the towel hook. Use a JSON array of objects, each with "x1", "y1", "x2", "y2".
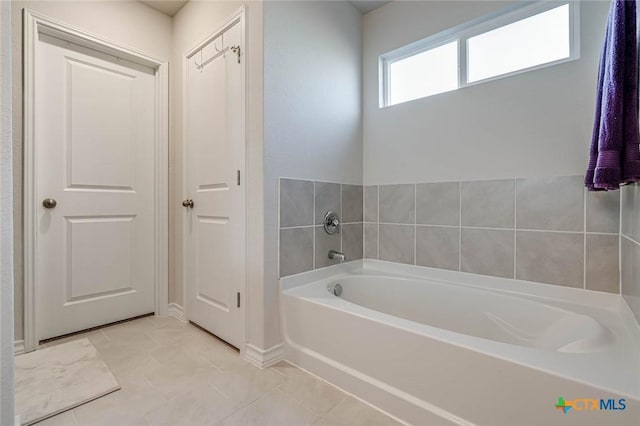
[
  {"x1": 193, "y1": 49, "x2": 204, "y2": 72},
  {"x1": 214, "y1": 33, "x2": 224, "y2": 53}
]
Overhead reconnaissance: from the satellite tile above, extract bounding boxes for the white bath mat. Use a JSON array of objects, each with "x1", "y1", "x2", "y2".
[{"x1": 15, "y1": 338, "x2": 120, "y2": 425}]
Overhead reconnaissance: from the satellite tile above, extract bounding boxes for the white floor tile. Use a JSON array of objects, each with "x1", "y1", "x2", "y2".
[{"x1": 29, "y1": 316, "x2": 397, "y2": 426}]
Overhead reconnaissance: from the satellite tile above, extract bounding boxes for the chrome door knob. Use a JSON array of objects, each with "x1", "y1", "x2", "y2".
[
  {"x1": 182, "y1": 199, "x2": 194, "y2": 208},
  {"x1": 42, "y1": 198, "x2": 57, "y2": 209}
]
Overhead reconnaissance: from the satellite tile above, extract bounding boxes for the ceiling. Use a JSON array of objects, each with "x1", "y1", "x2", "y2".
[
  {"x1": 349, "y1": 1, "x2": 390, "y2": 14},
  {"x1": 139, "y1": 0, "x2": 188, "y2": 17},
  {"x1": 139, "y1": 1, "x2": 390, "y2": 18}
]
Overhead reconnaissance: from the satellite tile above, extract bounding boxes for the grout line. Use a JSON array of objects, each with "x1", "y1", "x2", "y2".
[
  {"x1": 313, "y1": 182, "x2": 316, "y2": 270},
  {"x1": 312, "y1": 395, "x2": 350, "y2": 425},
  {"x1": 280, "y1": 222, "x2": 365, "y2": 231},
  {"x1": 458, "y1": 181, "x2": 462, "y2": 272},
  {"x1": 413, "y1": 184, "x2": 417, "y2": 265},
  {"x1": 213, "y1": 389, "x2": 270, "y2": 424},
  {"x1": 621, "y1": 233, "x2": 640, "y2": 247},
  {"x1": 363, "y1": 186, "x2": 366, "y2": 258},
  {"x1": 619, "y1": 186, "x2": 624, "y2": 295},
  {"x1": 381, "y1": 223, "x2": 589, "y2": 234},
  {"x1": 512, "y1": 228, "x2": 588, "y2": 234},
  {"x1": 281, "y1": 224, "x2": 317, "y2": 230},
  {"x1": 141, "y1": 375, "x2": 155, "y2": 388},
  {"x1": 583, "y1": 188, "x2": 587, "y2": 289},
  {"x1": 513, "y1": 178, "x2": 517, "y2": 279},
  {"x1": 377, "y1": 185, "x2": 380, "y2": 260},
  {"x1": 282, "y1": 359, "x2": 405, "y2": 426},
  {"x1": 340, "y1": 184, "x2": 343, "y2": 253},
  {"x1": 277, "y1": 177, "x2": 281, "y2": 280},
  {"x1": 279, "y1": 176, "x2": 361, "y2": 185}
]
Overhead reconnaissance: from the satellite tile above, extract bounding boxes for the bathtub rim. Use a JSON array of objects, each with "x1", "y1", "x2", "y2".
[
  {"x1": 280, "y1": 260, "x2": 640, "y2": 401},
  {"x1": 281, "y1": 288, "x2": 640, "y2": 426},
  {"x1": 282, "y1": 259, "x2": 627, "y2": 312}
]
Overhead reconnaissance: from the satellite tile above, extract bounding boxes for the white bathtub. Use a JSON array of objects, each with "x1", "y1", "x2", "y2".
[{"x1": 280, "y1": 260, "x2": 640, "y2": 426}]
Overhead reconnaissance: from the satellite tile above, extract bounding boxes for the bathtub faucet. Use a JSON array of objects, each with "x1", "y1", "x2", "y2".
[{"x1": 328, "y1": 250, "x2": 346, "y2": 263}]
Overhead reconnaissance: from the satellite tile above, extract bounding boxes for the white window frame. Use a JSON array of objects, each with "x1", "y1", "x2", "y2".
[{"x1": 379, "y1": 1, "x2": 580, "y2": 108}]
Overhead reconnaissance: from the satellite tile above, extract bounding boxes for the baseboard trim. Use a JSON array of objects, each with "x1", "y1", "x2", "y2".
[
  {"x1": 167, "y1": 303, "x2": 186, "y2": 323},
  {"x1": 243, "y1": 343, "x2": 284, "y2": 369},
  {"x1": 14, "y1": 339, "x2": 25, "y2": 355}
]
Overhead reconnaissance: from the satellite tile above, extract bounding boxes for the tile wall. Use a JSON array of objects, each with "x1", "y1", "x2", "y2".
[
  {"x1": 364, "y1": 175, "x2": 621, "y2": 293},
  {"x1": 279, "y1": 179, "x2": 363, "y2": 277},
  {"x1": 279, "y1": 175, "x2": 638, "y2": 325},
  {"x1": 621, "y1": 183, "x2": 640, "y2": 324}
]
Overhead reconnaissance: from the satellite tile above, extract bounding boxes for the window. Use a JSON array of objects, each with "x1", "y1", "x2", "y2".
[
  {"x1": 380, "y1": 2, "x2": 579, "y2": 107},
  {"x1": 388, "y1": 41, "x2": 459, "y2": 105},
  {"x1": 467, "y1": 4, "x2": 571, "y2": 83}
]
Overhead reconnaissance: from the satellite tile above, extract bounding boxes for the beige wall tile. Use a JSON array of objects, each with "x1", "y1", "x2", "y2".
[
  {"x1": 416, "y1": 182, "x2": 459, "y2": 226},
  {"x1": 379, "y1": 224, "x2": 414, "y2": 264},
  {"x1": 280, "y1": 179, "x2": 314, "y2": 227},
  {"x1": 342, "y1": 184, "x2": 363, "y2": 223},
  {"x1": 280, "y1": 228, "x2": 313, "y2": 277},
  {"x1": 586, "y1": 234, "x2": 619, "y2": 293},
  {"x1": 416, "y1": 226, "x2": 459, "y2": 271},
  {"x1": 461, "y1": 179, "x2": 514, "y2": 228},
  {"x1": 516, "y1": 231, "x2": 583, "y2": 288},
  {"x1": 461, "y1": 228, "x2": 514, "y2": 278},
  {"x1": 379, "y1": 184, "x2": 415, "y2": 224}
]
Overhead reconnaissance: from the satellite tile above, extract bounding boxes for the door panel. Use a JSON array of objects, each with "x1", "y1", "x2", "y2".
[
  {"x1": 67, "y1": 58, "x2": 136, "y2": 189},
  {"x1": 186, "y1": 21, "x2": 245, "y2": 349},
  {"x1": 196, "y1": 217, "x2": 232, "y2": 310},
  {"x1": 66, "y1": 216, "x2": 135, "y2": 301},
  {"x1": 35, "y1": 34, "x2": 156, "y2": 341}
]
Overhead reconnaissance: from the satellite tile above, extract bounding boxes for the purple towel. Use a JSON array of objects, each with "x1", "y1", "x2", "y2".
[{"x1": 585, "y1": 0, "x2": 640, "y2": 191}]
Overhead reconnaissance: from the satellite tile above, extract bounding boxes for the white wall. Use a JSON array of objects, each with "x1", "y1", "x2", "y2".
[
  {"x1": 11, "y1": 0, "x2": 173, "y2": 340},
  {"x1": 263, "y1": 1, "x2": 363, "y2": 347},
  {"x1": 1, "y1": 0, "x2": 15, "y2": 422},
  {"x1": 7, "y1": 0, "x2": 267, "y2": 351},
  {"x1": 363, "y1": 0, "x2": 610, "y2": 185},
  {"x1": 7, "y1": 0, "x2": 359, "y2": 355},
  {"x1": 171, "y1": 1, "x2": 265, "y2": 348}
]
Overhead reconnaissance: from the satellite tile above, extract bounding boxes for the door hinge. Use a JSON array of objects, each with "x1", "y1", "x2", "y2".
[
  {"x1": 237, "y1": 292, "x2": 241, "y2": 308},
  {"x1": 237, "y1": 170, "x2": 241, "y2": 186}
]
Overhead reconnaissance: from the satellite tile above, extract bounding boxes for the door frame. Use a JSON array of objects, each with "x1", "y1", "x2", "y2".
[
  {"x1": 22, "y1": 10, "x2": 169, "y2": 352},
  {"x1": 181, "y1": 6, "x2": 247, "y2": 348}
]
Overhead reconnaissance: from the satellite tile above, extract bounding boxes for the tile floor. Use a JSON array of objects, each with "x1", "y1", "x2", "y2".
[{"x1": 33, "y1": 316, "x2": 401, "y2": 425}]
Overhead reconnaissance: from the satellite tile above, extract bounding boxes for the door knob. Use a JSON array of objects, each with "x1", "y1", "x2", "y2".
[
  {"x1": 182, "y1": 199, "x2": 194, "y2": 208},
  {"x1": 42, "y1": 198, "x2": 57, "y2": 209}
]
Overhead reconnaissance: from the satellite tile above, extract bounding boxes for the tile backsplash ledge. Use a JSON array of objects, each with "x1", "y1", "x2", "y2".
[
  {"x1": 280, "y1": 175, "x2": 624, "y2": 298},
  {"x1": 363, "y1": 175, "x2": 621, "y2": 294}
]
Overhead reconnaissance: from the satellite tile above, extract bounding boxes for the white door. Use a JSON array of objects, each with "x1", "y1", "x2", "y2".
[
  {"x1": 34, "y1": 33, "x2": 157, "y2": 341},
  {"x1": 185, "y1": 20, "x2": 245, "y2": 349}
]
